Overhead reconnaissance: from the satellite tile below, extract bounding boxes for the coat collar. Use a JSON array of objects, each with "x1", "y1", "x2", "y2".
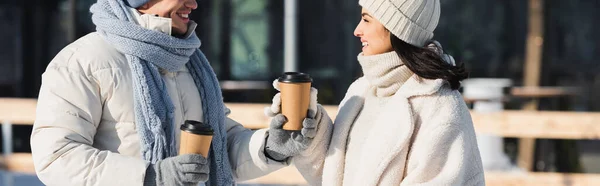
[
  {"x1": 322, "y1": 75, "x2": 447, "y2": 185},
  {"x1": 351, "y1": 94, "x2": 414, "y2": 185},
  {"x1": 397, "y1": 74, "x2": 447, "y2": 99}
]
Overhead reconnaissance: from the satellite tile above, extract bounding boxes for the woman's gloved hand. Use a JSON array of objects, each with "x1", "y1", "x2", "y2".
[{"x1": 263, "y1": 79, "x2": 322, "y2": 161}]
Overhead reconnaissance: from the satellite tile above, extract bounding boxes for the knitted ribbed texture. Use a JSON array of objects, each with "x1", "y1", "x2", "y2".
[
  {"x1": 358, "y1": 0, "x2": 440, "y2": 47},
  {"x1": 124, "y1": 0, "x2": 148, "y2": 8},
  {"x1": 358, "y1": 51, "x2": 413, "y2": 97}
]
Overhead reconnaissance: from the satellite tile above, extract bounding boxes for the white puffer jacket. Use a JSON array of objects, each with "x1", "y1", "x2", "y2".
[{"x1": 30, "y1": 29, "x2": 285, "y2": 186}]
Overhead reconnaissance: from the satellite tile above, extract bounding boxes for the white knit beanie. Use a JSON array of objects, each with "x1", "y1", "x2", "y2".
[{"x1": 359, "y1": 0, "x2": 440, "y2": 47}]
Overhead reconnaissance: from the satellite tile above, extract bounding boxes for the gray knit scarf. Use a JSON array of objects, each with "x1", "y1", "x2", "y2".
[{"x1": 90, "y1": 0, "x2": 234, "y2": 185}]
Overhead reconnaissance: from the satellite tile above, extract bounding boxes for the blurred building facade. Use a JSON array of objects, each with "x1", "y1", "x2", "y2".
[{"x1": 1, "y1": 0, "x2": 599, "y2": 107}]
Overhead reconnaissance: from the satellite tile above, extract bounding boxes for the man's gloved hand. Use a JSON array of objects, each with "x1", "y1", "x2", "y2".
[
  {"x1": 263, "y1": 79, "x2": 322, "y2": 161},
  {"x1": 144, "y1": 154, "x2": 210, "y2": 186}
]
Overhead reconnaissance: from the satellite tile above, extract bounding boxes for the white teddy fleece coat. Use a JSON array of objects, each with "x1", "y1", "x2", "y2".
[{"x1": 293, "y1": 75, "x2": 485, "y2": 186}]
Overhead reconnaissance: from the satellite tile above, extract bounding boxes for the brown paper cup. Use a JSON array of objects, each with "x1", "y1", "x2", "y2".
[
  {"x1": 278, "y1": 72, "x2": 312, "y2": 131},
  {"x1": 179, "y1": 120, "x2": 213, "y2": 157},
  {"x1": 179, "y1": 132, "x2": 213, "y2": 157}
]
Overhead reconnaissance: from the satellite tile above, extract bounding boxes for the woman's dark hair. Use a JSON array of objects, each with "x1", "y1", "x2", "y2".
[{"x1": 390, "y1": 35, "x2": 468, "y2": 90}]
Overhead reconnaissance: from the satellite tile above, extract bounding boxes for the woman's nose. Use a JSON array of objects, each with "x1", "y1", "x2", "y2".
[{"x1": 354, "y1": 26, "x2": 362, "y2": 37}]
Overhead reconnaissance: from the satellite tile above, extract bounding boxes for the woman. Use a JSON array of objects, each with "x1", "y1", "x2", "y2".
[{"x1": 265, "y1": 0, "x2": 485, "y2": 185}]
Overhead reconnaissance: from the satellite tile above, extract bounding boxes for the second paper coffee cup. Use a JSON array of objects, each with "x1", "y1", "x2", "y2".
[
  {"x1": 179, "y1": 120, "x2": 213, "y2": 157},
  {"x1": 278, "y1": 72, "x2": 312, "y2": 131}
]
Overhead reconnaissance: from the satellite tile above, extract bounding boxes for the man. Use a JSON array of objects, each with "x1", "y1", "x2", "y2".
[{"x1": 30, "y1": 0, "x2": 329, "y2": 185}]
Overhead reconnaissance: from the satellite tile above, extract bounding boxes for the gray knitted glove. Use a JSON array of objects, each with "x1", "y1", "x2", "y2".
[
  {"x1": 264, "y1": 79, "x2": 322, "y2": 161},
  {"x1": 143, "y1": 154, "x2": 209, "y2": 186},
  {"x1": 265, "y1": 107, "x2": 324, "y2": 161}
]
